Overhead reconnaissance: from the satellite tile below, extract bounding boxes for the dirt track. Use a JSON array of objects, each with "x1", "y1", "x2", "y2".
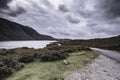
[{"x1": 65, "y1": 52, "x2": 120, "y2": 80}]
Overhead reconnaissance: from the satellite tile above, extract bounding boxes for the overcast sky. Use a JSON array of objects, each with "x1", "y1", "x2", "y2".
[{"x1": 0, "y1": 0, "x2": 120, "y2": 39}]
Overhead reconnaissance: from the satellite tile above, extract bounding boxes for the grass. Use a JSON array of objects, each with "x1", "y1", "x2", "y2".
[{"x1": 4, "y1": 50, "x2": 98, "y2": 80}]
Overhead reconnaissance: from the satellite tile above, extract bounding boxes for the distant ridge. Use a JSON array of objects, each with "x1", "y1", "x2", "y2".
[{"x1": 0, "y1": 18, "x2": 55, "y2": 41}]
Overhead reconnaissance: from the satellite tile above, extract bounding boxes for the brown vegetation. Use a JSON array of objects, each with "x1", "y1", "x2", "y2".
[{"x1": 0, "y1": 44, "x2": 91, "y2": 80}]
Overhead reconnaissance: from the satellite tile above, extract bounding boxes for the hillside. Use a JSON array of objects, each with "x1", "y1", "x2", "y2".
[
  {"x1": 51, "y1": 35, "x2": 120, "y2": 51},
  {"x1": 0, "y1": 18, "x2": 55, "y2": 41}
]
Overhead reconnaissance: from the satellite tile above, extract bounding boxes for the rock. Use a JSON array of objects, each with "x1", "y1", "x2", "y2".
[
  {"x1": 57, "y1": 43, "x2": 61, "y2": 46},
  {"x1": 63, "y1": 60, "x2": 70, "y2": 65}
]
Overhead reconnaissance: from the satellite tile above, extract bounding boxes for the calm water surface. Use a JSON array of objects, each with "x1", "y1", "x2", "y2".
[{"x1": 0, "y1": 41, "x2": 55, "y2": 49}]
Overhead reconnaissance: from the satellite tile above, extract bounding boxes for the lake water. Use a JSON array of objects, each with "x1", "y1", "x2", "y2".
[{"x1": 0, "y1": 41, "x2": 55, "y2": 49}]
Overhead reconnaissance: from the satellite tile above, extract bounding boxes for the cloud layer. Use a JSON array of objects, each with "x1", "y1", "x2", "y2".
[
  {"x1": 1, "y1": 0, "x2": 120, "y2": 39},
  {"x1": 0, "y1": 0, "x2": 26, "y2": 17}
]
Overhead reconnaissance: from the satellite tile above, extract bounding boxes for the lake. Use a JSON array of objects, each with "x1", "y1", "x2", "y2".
[{"x1": 0, "y1": 41, "x2": 55, "y2": 49}]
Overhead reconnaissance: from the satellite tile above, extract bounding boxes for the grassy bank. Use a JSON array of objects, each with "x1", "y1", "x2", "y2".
[
  {"x1": 0, "y1": 42, "x2": 99, "y2": 80},
  {"x1": 4, "y1": 50, "x2": 98, "y2": 80}
]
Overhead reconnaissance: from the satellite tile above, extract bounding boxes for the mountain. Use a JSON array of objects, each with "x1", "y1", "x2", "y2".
[{"x1": 0, "y1": 18, "x2": 55, "y2": 41}]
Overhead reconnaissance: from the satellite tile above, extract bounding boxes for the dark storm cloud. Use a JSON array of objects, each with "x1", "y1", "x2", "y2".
[
  {"x1": 66, "y1": 15, "x2": 80, "y2": 24},
  {"x1": 95, "y1": 0, "x2": 120, "y2": 36},
  {"x1": 99, "y1": 0, "x2": 120, "y2": 18},
  {"x1": 58, "y1": 4, "x2": 69, "y2": 12},
  {"x1": 0, "y1": 0, "x2": 26, "y2": 17},
  {"x1": 0, "y1": 0, "x2": 11, "y2": 9}
]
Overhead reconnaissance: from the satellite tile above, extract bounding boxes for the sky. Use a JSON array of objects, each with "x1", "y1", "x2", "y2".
[{"x1": 0, "y1": 0, "x2": 120, "y2": 39}]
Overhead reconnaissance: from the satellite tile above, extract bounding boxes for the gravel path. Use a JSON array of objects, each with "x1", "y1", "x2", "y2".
[
  {"x1": 65, "y1": 54, "x2": 120, "y2": 80},
  {"x1": 91, "y1": 48, "x2": 120, "y2": 62}
]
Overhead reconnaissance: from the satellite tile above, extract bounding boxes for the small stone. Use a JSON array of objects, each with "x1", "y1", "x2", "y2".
[
  {"x1": 63, "y1": 60, "x2": 70, "y2": 65},
  {"x1": 57, "y1": 43, "x2": 61, "y2": 46}
]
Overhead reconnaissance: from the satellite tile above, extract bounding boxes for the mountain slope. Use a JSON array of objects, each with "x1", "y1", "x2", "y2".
[{"x1": 0, "y1": 18, "x2": 55, "y2": 41}]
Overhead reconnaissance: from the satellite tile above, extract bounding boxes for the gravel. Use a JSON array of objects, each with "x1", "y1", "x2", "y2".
[{"x1": 65, "y1": 54, "x2": 120, "y2": 80}]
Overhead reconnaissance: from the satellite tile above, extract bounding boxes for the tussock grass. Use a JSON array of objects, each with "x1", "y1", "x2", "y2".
[{"x1": 4, "y1": 51, "x2": 98, "y2": 80}]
